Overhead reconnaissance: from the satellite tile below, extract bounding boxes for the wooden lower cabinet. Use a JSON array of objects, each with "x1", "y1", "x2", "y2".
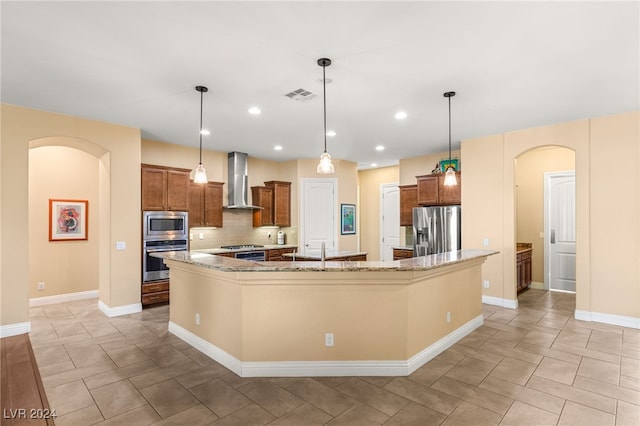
[
  {"x1": 142, "y1": 280, "x2": 169, "y2": 307},
  {"x1": 516, "y1": 250, "x2": 532, "y2": 293},
  {"x1": 392, "y1": 248, "x2": 414, "y2": 260},
  {"x1": 268, "y1": 247, "x2": 296, "y2": 261}
]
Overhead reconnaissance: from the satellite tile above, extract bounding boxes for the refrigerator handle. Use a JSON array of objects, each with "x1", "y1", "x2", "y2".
[{"x1": 550, "y1": 229, "x2": 555, "y2": 244}]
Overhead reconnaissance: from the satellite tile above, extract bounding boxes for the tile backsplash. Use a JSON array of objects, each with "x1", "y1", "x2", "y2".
[{"x1": 189, "y1": 209, "x2": 297, "y2": 249}]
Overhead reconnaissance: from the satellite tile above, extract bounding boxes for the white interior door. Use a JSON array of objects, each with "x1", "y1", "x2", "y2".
[
  {"x1": 380, "y1": 183, "x2": 400, "y2": 261},
  {"x1": 545, "y1": 171, "x2": 576, "y2": 292},
  {"x1": 300, "y1": 178, "x2": 336, "y2": 251}
]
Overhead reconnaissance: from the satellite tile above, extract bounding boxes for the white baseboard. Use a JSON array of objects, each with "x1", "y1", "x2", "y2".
[
  {"x1": 29, "y1": 290, "x2": 98, "y2": 307},
  {"x1": 168, "y1": 314, "x2": 484, "y2": 377},
  {"x1": 0, "y1": 322, "x2": 31, "y2": 338},
  {"x1": 98, "y1": 300, "x2": 142, "y2": 317},
  {"x1": 575, "y1": 310, "x2": 640, "y2": 329},
  {"x1": 482, "y1": 295, "x2": 518, "y2": 309},
  {"x1": 529, "y1": 281, "x2": 545, "y2": 290}
]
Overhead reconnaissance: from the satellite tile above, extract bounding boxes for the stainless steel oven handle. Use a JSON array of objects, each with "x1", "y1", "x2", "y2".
[{"x1": 146, "y1": 247, "x2": 187, "y2": 253}]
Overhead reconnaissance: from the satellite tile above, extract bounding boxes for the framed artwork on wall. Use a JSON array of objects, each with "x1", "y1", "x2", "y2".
[
  {"x1": 49, "y1": 199, "x2": 88, "y2": 241},
  {"x1": 341, "y1": 204, "x2": 356, "y2": 235}
]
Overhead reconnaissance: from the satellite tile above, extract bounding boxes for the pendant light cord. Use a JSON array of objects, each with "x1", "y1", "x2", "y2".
[
  {"x1": 322, "y1": 63, "x2": 327, "y2": 154},
  {"x1": 199, "y1": 89, "x2": 204, "y2": 164},
  {"x1": 448, "y1": 94, "x2": 452, "y2": 162}
]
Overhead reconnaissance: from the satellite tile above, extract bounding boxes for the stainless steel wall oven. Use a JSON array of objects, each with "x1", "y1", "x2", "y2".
[{"x1": 142, "y1": 211, "x2": 188, "y2": 282}]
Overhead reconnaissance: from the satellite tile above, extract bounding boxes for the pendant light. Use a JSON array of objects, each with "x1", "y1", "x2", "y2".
[
  {"x1": 193, "y1": 85, "x2": 208, "y2": 184},
  {"x1": 316, "y1": 58, "x2": 335, "y2": 174},
  {"x1": 443, "y1": 91, "x2": 457, "y2": 186}
]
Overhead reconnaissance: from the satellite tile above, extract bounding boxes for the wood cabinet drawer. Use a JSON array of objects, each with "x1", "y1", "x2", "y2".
[
  {"x1": 142, "y1": 291, "x2": 169, "y2": 305},
  {"x1": 517, "y1": 250, "x2": 532, "y2": 262},
  {"x1": 393, "y1": 249, "x2": 414, "y2": 260},
  {"x1": 216, "y1": 252, "x2": 235, "y2": 258},
  {"x1": 142, "y1": 281, "x2": 169, "y2": 294},
  {"x1": 268, "y1": 248, "x2": 295, "y2": 261},
  {"x1": 345, "y1": 255, "x2": 367, "y2": 261}
]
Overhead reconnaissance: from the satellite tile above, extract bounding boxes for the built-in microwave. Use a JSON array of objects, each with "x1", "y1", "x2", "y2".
[{"x1": 143, "y1": 211, "x2": 188, "y2": 241}]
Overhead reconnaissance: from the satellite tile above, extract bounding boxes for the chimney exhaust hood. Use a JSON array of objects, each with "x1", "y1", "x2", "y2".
[{"x1": 226, "y1": 151, "x2": 262, "y2": 210}]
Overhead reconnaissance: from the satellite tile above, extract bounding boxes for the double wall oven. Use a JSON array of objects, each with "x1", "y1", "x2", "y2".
[{"x1": 142, "y1": 211, "x2": 188, "y2": 282}]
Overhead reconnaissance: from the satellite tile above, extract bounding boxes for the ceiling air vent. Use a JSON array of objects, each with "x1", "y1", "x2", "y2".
[{"x1": 284, "y1": 88, "x2": 317, "y2": 102}]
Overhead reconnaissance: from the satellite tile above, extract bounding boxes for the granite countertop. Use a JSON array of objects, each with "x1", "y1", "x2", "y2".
[
  {"x1": 155, "y1": 249, "x2": 498, "y2": 272},
  {"x1": 194, "y1": 244, "x2": 297, "y2": 255},
  {"x1": 281, "y1": 249, "x2": 367, "y2": 261},
  {"x1": 516, "y1": 242, "x2": 533, "y2": 254}
]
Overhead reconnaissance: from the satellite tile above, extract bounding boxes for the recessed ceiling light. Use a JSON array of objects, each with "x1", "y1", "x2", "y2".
[
  {"x1": 394, "y1": 111, "x2": 407, "y2": 120},
  {"x1": 375, "y1": 145, "x2": 385, "y2": 151},
  {"x1": 248, "y1": 107, "x2": 261, "y2": 115},
  {"x1": 274, "y1": 145, "x2": 283, "y2": 151},
  {"x1": 200, "y1": 129, "x2": 210, "y2": 136},
  {"x1": 326, "y1": 130, "x2": 336, "y2": 137},
  {"x1": 371, "y1": 163, "x2": 378, "y2": 167}
]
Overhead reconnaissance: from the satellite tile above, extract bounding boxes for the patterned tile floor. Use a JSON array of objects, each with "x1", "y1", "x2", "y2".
[{"x1": 29, "y1": 289, "x2": 639, "y2": 425}]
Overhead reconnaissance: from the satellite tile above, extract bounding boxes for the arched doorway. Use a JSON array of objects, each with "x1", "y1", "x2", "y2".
[
  {"x1": 28, "y1": 137, "x2": 111, "y2": 306},
  {"x1": 515, "y1": 146, "x2": 575, "y2": 299}
]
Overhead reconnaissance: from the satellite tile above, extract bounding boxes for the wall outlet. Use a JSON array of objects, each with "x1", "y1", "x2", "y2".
[
  {"x1": 483, "y1": 238, "x2": 489, "y2": 246},
  {"x1": 195, "y1": 313, "x2": 200, "y2": 325},
  {"x1": 190, "y1": 233, "x2": 194, "y2": 241},
  {"x1": 483, "y1": 280, "x2": 490, "y2": 288},
  {"x1": 539, "y1": 231, "x2": 544, "y2": 238},
  {"x1": 325, "y1": 333, "x2": 334, "y2": 347},
  {"x1": 198, "y1": 232, "x2": 204, "y2": 240},
  {"x1": 37, "y1": 281, "x2": 45, "y2": 291},
  {"x1": 446, "y1": 312, "x2": 451, "y2": 323},
  {"x1": 268, "y1": 231, "x2": 272, "y2": 238}
]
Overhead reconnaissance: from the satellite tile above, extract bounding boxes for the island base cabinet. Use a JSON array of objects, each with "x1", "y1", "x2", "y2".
[{"x1": 142, "y1": 280, "x2": 169, "y2": 307}]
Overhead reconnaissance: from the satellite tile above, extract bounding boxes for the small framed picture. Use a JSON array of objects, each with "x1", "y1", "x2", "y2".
[
  {"x1": 49, "y1": 199, "x2": 88, "y2": 241},
  {"x1": 440, "y1": 158, "x2": 459, "y2": 173},
  {"x1": 341, "y1": 204, "x2": 356, "y2": 235}
]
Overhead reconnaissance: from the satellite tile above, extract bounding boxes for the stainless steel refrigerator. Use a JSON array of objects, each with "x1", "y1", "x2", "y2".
[{"x1": 412, "y1": 206, "x2": 461, "y2": 256}]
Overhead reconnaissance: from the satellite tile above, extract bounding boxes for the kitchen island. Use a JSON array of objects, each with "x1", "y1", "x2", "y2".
[{"x1": 159, "y1": 249, "x2": 496, "y2": 377}]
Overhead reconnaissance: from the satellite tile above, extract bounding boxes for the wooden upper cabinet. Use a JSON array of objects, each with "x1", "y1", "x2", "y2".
[
  {"x1": 265, "y1": 181, "x2": 291, "y2": 227},
  {"x1": 141, "y1": 164, "x2": 190, "y2": 211},
  {"x1": 188, "y1": 181, "x2": 224, "y2": 228},
  {"x1": 437, "y1": 172, "x2": 461, "y2": 205},
  {"x1": 399, "y1": 185, "x2": 418, "y2": 226},
  {"x1": 415, "y1": 172, "x2": 461, "y2": 206},
  {"x1": 204, "y1": 182, "x2": 224, "y2": 227},
  {"x1": 416, "y1": 175, "x2": 439, "y2": 205},
  {"x1": 252, "y1": 186, "x2": 273, "y2": 227}
]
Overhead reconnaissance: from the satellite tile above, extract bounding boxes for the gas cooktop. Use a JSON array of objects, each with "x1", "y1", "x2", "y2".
[{"x1": 220, "y1": 244, "x2": 264, "y2": 250}]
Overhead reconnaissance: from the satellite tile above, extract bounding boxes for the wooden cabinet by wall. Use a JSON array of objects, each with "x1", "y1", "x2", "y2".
[
  {"x1": 265, "y1": 181, "x2": 291, "y2": 226},
  {"x1": 415, "y1": 172, "x2": 461, "y2": 206},
  {"x1": 252, "y1": 181, "x2": 291, "y2": 227},
  {"x1": 399, "y1": 185, "x2": 418, "y2": 226},
  {"x1": 516, "y1": 249, "x2": 532, "y2": 293},
  {"x1": 251, "y1": 186, "x2": 273, "y2": 227},
  {"x1": 141, "y1": 165, "x2": 190, "y2": 211},
  {"x1": 392, "y1": 248, "x2": 414, "y2": 260},
  {"x1": 188, "y1": 181, "x2": 224, "y2": 228}
]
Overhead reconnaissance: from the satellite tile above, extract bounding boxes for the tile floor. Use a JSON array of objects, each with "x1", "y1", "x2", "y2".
[{"x1": 28, "y1": 289, "x2": 639, "y2": 425}]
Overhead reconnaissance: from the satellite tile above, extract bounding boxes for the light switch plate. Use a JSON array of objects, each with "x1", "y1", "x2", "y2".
[{"x1": 116, "y1": 241, "x2": 126, "y2": 250}]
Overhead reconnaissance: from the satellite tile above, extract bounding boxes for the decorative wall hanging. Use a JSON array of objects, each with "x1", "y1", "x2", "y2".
[{"x1": 49, "y1": 199, "x2": 88, "y2": 241}]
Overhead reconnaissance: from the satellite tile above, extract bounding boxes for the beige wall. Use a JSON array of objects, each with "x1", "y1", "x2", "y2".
[
  {"x1": 515, "y1": 147, "x2": 575, "y2": 283},
  {"x1": 399, "y1": 150, "x2": 460, "y2": 185},
  {"x1": 462, "y1": 111, "x2": 639, "y2": 320},
  {"x1": 29, "y1": 146, "x2": 100, "y2": 298},
  {"x1": 1, "y1": 104, "x2": 141, "y2": 327},
  {"x1": 357, "y1": 166, "x2": 400, "y2": 261}
]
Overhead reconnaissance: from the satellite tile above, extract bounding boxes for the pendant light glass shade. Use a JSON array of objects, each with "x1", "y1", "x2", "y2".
[
  {"x1": 193, "y1": 85, "x2": 208, "y2": 184},
  {"x1": 317, "y1": 152, "x2": 335, "y2": 174},
  {"x1": 317, "y1": 58, "x2": 335, "y2": 174},
  {"x1": 443, "y1": 91, "x2": 457, "y2": 187},
  {"x1": 193, "y1": 163, "x2": 208, "y2": 183}
]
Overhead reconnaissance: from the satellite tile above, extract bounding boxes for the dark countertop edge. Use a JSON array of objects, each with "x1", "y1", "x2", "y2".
[
  {"x1": 193, "y1": 245, "x2": 298, "y2": 254},
  {"x1": 281, "y1": 251, "x2": 368, "y2": 260}
]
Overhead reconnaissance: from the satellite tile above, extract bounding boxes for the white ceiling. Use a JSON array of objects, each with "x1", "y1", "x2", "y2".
[{"x1": 2, "y1": 1, "x2": 638, "y2": 169}]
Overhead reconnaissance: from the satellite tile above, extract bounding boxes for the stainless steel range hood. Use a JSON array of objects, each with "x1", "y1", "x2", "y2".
[{"x1": 226, "y1": 151, "x2": 262, "y2": 209}]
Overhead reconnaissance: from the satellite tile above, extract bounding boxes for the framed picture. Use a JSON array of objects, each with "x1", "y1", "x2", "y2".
[
  {"x1": 340, "y1": 204, "x2": 356, "y2": 235},
  {"x1": 440, "y1": 158, "x2": 459, "y2": 173},
  {"x1": 49, "y1": 199, "x2": 88, "y2": 241}
]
